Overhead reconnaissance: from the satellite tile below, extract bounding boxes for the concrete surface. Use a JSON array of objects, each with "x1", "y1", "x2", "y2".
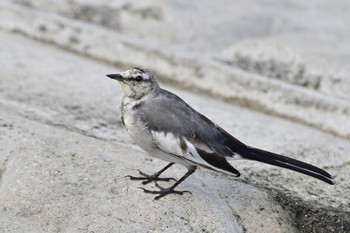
[{"x1": 0, "y1": 1, "x2": 350, "y2": 232}]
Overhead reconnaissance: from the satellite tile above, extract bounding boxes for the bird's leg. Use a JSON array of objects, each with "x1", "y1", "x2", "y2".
[
  {"x1": 125, "y1": 163, "x2": 176, "y2": 185},
  {"x1": 139, "y1": 166, "x2": 197, "y2": 200}
]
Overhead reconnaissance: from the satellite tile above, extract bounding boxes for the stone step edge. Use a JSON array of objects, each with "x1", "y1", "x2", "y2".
[{"x1": 1, "y1": 2, "x2": 349, "y2": 139}]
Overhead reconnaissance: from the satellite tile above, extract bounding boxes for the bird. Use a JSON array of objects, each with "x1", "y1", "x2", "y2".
[{"x1": 106, "y1": 67, "x2": 334, "y2": 200}]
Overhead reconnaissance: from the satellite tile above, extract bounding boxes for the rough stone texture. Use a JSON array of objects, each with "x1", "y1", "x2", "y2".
[
  {"x1": 0, "y1": 30, "x2": 349, "y2": 232},
  {"x1": 1, "y1": 1, "x2": 350, "y2": 140},
  {"x1": 1, "y1": 1, "x2": 350, "y2": 232},
  {"x1": 10, "y1": 0, "x2": 350, "y2": 100},
  {"x1": 1, "y1": 111, "x2": 245, "y2": 233},
  {"x1": 218, "y1": 41, "x2": 320, "y2": 89},
  {"x1": 0, "y1": 31, "x2": 302, "y2": 233},
  {"x1": 217, "y1": 33, "x2": 350, "y2": 101}
]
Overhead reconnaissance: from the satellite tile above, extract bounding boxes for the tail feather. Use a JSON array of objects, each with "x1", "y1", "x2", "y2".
[{"x1": 243, "y1": 147, "x2": 334, "y2": 185}]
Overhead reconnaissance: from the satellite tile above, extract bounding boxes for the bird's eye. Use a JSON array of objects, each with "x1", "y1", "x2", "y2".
[{"x1": 135, "y1": 76, "x2": 143, "y2": 82}]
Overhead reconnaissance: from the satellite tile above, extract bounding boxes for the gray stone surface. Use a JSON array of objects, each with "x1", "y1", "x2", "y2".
[
  {"x1": 1, "y1": 111, "x2": 246, "y2": 233},
  {"x1": 0, "y1": 30, "x2": 349, "y2": 232},
  {"x1": 10, "y1": 0, "x2": 350, "y2": 100},
  {"x1": 217, "y1": 33, "x2": 350, "y2": 101},
  {"x1": 1, "y1": 1, "x2": 350, "y2": 232},
  {"x1": 1, "y1": 1, "x2": 350, "y2": 140},
  {"x1": 0, "y1": 31, "x2": 301, "y2": 233}
]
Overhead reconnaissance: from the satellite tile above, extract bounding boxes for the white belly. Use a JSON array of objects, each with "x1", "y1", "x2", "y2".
[
  {"x1": 122, "y1": 106, "x2": 190, "y2": 166},
  {"x1": 121, "y1": 97, "x2": 198, "y2": 168}
]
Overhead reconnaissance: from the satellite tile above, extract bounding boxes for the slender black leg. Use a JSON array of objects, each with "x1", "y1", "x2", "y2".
[
  {"x1": 139, "y1": 166, "x2": 197, "y2": 200},
  {"x1": 125, "y1": 163, "x2": 176, "y2": 185}
]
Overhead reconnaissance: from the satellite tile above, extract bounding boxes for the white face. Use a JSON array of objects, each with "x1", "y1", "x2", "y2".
[
  {"x1": 118, "y1": 68, "x2": 159, "y2": 99},
  {"x1": 120, "y1": 68, "x2": 151, "y2": 81}
]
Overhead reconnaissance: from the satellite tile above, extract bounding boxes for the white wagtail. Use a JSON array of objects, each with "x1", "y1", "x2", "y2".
[{"x1": 107, "y1": 68, "x2": 333, "y2": 200}]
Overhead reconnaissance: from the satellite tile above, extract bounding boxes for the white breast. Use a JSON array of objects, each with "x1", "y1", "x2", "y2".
[
  {"x1": 122, "y1": 101, "x2": 154, "y2": 153},
  {"x1": 121, "y1": 97, "x2": 192, "y2": 166}
]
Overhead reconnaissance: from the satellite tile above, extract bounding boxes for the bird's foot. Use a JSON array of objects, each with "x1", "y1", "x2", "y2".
[
  {"x1": 125, "y1": 169, "x2": 177, "y2": 185},
  {"x1": 139, "y1": 182, "x2": 192, "y2": 200}
]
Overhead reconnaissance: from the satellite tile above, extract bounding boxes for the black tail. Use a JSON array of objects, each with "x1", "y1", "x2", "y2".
[{"x1": 243, "y1": 147, "x2": 334, "y2": 185}]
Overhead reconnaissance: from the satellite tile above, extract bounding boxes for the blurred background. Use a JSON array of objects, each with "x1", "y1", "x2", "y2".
[
  {"x1": 1, "y1": 1, "x2": 350, "y2": 232},
  {"x1": 2, "y1": 0, "x2": 350, "y2": 138}
]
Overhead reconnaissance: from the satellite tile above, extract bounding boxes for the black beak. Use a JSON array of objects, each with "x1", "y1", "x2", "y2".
[{"x1": 106, "y1": 74, "x2": 123, "y2": 81}]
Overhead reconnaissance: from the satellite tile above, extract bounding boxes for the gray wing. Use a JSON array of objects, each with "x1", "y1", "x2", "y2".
[
  {"x1": 137, "y1": 89, "x2": 248, "y2": 175},
  {"x1": 136, "y1": 90, "x2": 335, "y2": 184}
]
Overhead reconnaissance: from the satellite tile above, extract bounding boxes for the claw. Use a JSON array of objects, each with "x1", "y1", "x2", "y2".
[
  {"x1": 138, "y1": 182, "x2": 192, "y2": 200},
  {"x1": 125, "y1": 169, "x2": 177, "y2": 185},
  {"x1": 127, "y1": 165, "x2": 196, "y2": 200},
  {"x1": 137, "y1": 169, "x2": 148, "y2": 177}
]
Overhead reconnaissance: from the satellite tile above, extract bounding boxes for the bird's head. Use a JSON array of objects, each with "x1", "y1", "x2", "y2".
[{"x1": 107, "y1": 68, "x2": 160, "y2": 99}]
